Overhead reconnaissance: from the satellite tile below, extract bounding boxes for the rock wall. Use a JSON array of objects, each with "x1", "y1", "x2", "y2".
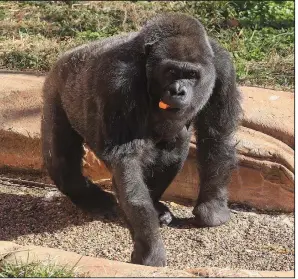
[{"x1": 0, "y1": 72, "x2": 294, "y2": 212}]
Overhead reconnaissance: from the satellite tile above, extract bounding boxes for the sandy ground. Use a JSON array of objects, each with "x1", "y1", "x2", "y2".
[{"x1": 0, "y1": 180, "x2": 294, "y2": 272}]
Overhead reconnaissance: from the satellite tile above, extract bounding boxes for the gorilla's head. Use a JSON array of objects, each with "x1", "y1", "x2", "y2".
[{"x1": 140, "y1": 14, "x2": 216, "y2": 123}]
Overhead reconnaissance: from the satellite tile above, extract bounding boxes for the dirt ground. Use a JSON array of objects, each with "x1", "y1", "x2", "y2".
[{"x1": 0, "y1": 179, "x2": 294, "y2": 272}]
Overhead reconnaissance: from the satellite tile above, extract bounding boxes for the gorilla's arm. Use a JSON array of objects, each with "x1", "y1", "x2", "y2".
[
  {"x1": 193, "y1": 39, "x2": 242, "y2": 227},
  {"x1": 110, "y1": 150, "x2": 166, "y2": 266}
]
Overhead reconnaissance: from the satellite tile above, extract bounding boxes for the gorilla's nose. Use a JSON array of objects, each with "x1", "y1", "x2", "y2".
[
  {"x1": 168, "y1": 83, "x2": 186, "y2": 97},
  {"x1": 162, "y1": 83, "x2": 188, "y2": 108}
]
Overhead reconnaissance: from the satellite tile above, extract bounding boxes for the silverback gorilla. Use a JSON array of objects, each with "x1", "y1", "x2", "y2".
[{"x1": 42, "y1": 14, "x2": 242, "y2": 266}]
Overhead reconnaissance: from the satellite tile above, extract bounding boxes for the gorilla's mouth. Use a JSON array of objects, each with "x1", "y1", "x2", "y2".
[
  {"x1": 159, "y1": 100, "x2": 181, "y2": 113},
  {"x1": 163, "y1": 107, "x2": 180, "y2": 113}
]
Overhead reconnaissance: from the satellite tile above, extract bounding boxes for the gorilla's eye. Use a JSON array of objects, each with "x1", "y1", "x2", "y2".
[
  {"x1": 189, "y1": 70, "x2": 198, "y2": 78},
  {"x1": 166, "y1": 69, "x2": 177, "y2": 79},
  {"x1": 169, "y1": 69, "x2": 176, "y2": 75}
]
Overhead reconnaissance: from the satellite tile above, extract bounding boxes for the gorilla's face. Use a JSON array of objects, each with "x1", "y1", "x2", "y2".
[
  {"x1": 147, "y1": 36, "x2": 216, "y2": 121},
  {"x1": 157, "y1": 59, "x2": 200, "y2": 110}
]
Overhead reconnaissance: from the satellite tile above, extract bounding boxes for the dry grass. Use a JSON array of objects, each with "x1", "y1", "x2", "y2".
[{"x1": 0, "y1": 1, "x2": 294, "y2": 91}]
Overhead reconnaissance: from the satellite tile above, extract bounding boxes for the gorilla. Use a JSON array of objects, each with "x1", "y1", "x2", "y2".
[{"x1": 41, "y1": 13, "x2": 242, "y2": 266}]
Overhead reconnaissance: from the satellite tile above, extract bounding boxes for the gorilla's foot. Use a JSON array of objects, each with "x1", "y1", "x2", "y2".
[
  {"x1": 154, "y1": 202, "x2": 173, "y2": 226},
  {"x1": 131, "y1": 238, "x2": 167, "y2": 267},
  {"x1": 192, "y1": 199, "x2": 230, "y2": 227},
  {"x1": 67, "y1": 180, "x2": 117, "y2": 214}
]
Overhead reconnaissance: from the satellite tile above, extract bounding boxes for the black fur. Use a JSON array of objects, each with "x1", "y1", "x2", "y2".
[{"x1": 41, "y1": 13, "x2": 242, "y2": 267}]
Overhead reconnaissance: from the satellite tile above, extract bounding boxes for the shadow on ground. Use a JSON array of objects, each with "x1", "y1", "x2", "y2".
[
  {"x1": 0, "y1": 192, "x2": 121, "y2": 240},
  {"x1": 0, "y1": 191, "x2": 197, "y2": 240}
]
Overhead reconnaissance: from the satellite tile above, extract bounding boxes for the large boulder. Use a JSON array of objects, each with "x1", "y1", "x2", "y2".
[{"x1": 0, "y1": 72, "x2": 294, "y2": 212}]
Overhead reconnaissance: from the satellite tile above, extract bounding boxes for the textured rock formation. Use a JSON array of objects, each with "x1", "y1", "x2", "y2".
[{"x1": 0, "y1": 72, "x2": 294, "y2": 212}]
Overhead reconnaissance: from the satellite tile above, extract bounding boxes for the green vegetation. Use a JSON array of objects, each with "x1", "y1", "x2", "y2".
[
  {"x1": 0, "y1": 1, "x2": 294, "y2": 90},
  {"x1": 0, "y1": 260, "x2": 78, "y2": 278}
]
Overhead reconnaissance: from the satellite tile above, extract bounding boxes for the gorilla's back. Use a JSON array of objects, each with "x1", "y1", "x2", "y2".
[
  {"x1": 43, "y1": 31, "x2": 141, "y2": 149},
  {"x1": 62, "y1": 32, "x2": 139, "y2": 61}
]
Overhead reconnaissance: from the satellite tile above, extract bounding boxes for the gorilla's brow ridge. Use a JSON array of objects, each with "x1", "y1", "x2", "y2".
[{"x1": 162, "y1": 59, "x2": 201, "y2": 71}]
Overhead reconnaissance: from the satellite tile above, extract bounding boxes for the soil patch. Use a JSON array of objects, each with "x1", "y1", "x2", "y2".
[{"x1": 0, "y1": 179, "x2": 294, "y2": 271}]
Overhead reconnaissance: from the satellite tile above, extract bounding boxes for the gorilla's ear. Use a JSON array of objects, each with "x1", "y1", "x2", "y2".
[{"x1": 144, "y1": 41, "x2": 157, "y2": 56}]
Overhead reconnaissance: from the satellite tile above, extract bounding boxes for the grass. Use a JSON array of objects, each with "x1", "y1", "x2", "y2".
[
  {"x1": 0, "y1": 1, "x2": 294, "y2": 91},
  {"x1": 0, "y1": 249, "x2": 85, "y2": 278},
  {"x1": 0, "y1": 261, "x2": 79, "y2": 278}
]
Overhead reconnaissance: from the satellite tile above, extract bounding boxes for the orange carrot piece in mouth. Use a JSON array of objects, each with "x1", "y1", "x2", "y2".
[{"x1": 159, "y1": 101, "x2": 170, "y2": 109}]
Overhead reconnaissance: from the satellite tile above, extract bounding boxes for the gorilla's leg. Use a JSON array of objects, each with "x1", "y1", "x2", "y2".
[
  {"x1": 193, "y1": 86, "x2": 241, "y2": 227},
  {"x1": 112, "y1": 160, "x2": 166, "y2": 267},
  {"x1": 192, "y1": 135, "x2": 236, "y2": 227},
  {"x1": 146, "y1": 127, "x2": 190, "y2": 226},
  {"x1": 41, "y1": 96, "x2": 116, "y2": 212}
]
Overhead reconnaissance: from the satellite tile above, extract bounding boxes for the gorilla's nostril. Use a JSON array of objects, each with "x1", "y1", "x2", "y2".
[
  {"x1": 177, "y1": 88, "x2": 186, "y2": 96},
  {"x1": 167, "y1": 86, "x2": 186, "y2": 97},
  {"x1": 167, "y1": 83, "x2": 180, "y2": 96}
]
